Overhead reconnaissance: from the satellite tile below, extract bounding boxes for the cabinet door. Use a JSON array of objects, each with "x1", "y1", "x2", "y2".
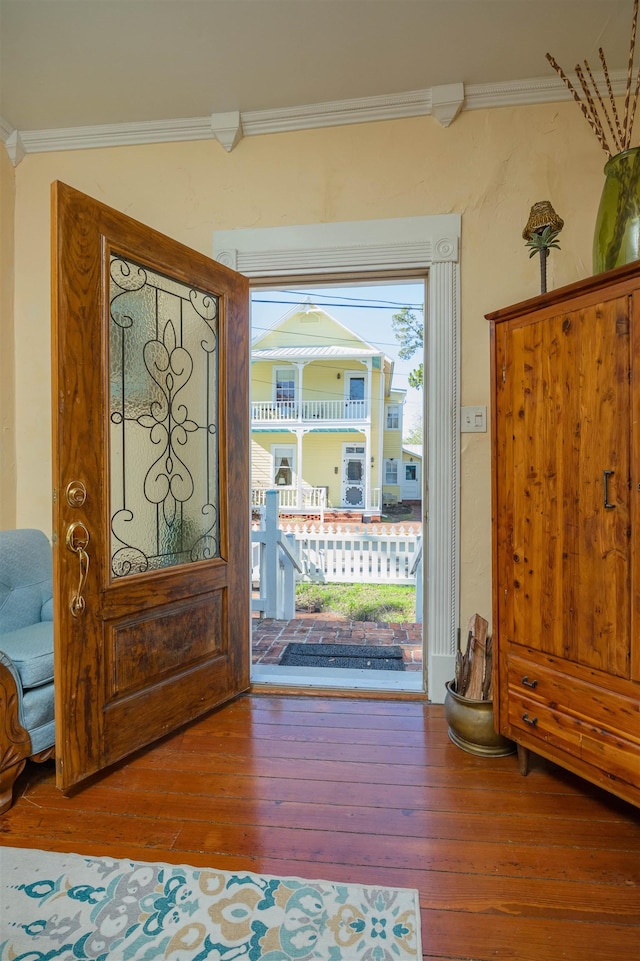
[{"x1": 495, "y1": 297, "x2": 631, "y2": 678}]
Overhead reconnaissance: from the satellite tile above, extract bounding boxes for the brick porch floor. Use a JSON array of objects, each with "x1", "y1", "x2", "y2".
[{"x1": 251, "y1": 615, "x2": 423, "y2": 672}]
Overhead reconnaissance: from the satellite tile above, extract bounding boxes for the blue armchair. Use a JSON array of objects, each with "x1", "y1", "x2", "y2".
[{"x1": 0, "y1": 529, "x2": 55, "y2": 813}]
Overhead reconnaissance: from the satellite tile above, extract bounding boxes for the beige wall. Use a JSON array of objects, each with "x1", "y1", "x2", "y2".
[
  {"x1": 0, "y1": 148, "x2": 16, "y2": 528},
  {"x1": 10, "y1": 101, "x2": 605, "y2": 620}
]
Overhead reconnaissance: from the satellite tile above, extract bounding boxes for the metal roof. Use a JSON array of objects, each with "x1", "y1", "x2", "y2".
[{"x1": 252, "y1": 346, "x2": 380, "y2": 361}]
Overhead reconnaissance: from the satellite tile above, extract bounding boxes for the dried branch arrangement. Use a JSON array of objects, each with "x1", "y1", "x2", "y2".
[{"x1": 546, "y1": 0, "x2": 640, "y2": 157}]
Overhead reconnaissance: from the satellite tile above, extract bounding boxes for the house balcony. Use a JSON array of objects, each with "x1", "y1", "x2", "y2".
[
  {"x1": 251, "y1": 485, "x2": 382, "y2": 519},
  {"x1": 251, "y1": 399, "x2": 369, "y2": 427}
]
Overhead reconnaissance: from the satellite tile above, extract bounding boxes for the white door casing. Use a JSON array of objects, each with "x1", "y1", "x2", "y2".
[{"x1": 214, "y1": 215, "x2": 461, "y2": 702}]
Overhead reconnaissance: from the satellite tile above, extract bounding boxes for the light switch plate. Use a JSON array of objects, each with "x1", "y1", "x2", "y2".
[{"x1": 461, "y1": 405, "x2": 487, "y2": 433}]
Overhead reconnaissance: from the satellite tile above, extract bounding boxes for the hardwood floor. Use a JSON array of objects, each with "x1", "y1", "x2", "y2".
[{"x1": 1, "y1": 694, "x2": 639, "y2": 960}]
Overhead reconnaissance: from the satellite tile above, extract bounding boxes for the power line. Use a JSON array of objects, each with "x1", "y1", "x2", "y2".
[{"x1": 253, "y1": 296, "x2": 424, "y2": 311}]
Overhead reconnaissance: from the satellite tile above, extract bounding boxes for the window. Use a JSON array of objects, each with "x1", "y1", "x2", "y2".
[
  {"x1": 348, "y1": 375, "x2": 365, "y2": 400},
  {"x1": 274, "y1": 368, "x2": 296, "y2": 405},
  {"x1": 386, "y1": 404, "x2": 401, "y2": 430},
  {"x1": 384, "y1": 459, "x2": 398, "y2": 484},
  {"x1": 273, "y1": 446, "x2": 295, "y2": 486},
  {"x1": 406, "y1": 464, "x2": 417, "y2": 481}
]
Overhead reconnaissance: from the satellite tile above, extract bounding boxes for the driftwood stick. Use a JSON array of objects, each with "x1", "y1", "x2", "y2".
[
  {"x1": 546, "y1": 53, "x2": 611, "y2": 155},
  {"x1": 623, "y1": 0, "x2": 639, "y2": 148},
  {"x1": 464, "y1": 614, "x2": 489, "y2": 700},
  {"x1": 482, "y1": 636, "x2": 493, "y2": 700},
  {"x1": 585, "y1": 58, "x2": 621, "y2": 153},
  {"x1": 599, "y1": 47, "x2": 624, "y2": 149}
]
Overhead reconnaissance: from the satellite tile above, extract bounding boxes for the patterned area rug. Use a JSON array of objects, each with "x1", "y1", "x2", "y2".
[{"x1": 0, "y1": 846, "x2": 421, "y2": 960}]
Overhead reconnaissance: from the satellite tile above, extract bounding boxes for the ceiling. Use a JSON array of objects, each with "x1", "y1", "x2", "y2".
[{"x1": 1, "y1": 0, "x2": 638, "y2": 133}]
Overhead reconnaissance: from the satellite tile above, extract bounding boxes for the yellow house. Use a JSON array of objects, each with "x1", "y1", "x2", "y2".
[{"x1": 250, "y1": 303, "x2": 406, "y2": 517}]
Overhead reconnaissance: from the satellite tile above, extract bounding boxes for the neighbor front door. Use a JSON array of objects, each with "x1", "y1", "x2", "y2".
[
  {"x1": 51, "y1": 182, "x2": 250, "y2": 791},
  {"x1": 342, "y1": 444, "x2": 366, "y2": 508}
]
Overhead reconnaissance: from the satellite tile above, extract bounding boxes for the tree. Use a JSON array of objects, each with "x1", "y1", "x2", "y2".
[
  {"x1": 404, "y1": 418, "x2": 423, "y2": 445},
  {"x1": 391, "y1": 306, "x2": 424, "y2": 389}
]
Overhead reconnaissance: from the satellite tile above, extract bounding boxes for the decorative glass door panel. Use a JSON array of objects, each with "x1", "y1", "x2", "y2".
[{"x1": 109, "y1": 255, "x2": 219, "y2": 577}]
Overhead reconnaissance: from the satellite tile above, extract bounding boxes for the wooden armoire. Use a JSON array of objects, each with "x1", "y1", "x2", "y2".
[{"x1": 487, "y1": 262, "x2": 640, "y2": 808}]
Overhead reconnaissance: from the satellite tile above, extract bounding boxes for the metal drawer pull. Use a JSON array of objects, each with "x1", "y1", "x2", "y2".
[
  {"x1": 522, "y1": 713, "x2": 538, "y2": 726},
  {"x1": 603, "y1": 470, "x2": 615, "y2": 509},
  {"x1": 522, "y1": 676, "x2": 538, "y2": 689}
]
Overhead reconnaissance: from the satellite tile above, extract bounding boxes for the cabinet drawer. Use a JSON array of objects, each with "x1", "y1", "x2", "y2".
[
  {"x1": 507, "y1": 650, "x2": 640, "y2": 745},
  {"x1": 507, "y1": 692, "x2": 640, "y2": 786}
]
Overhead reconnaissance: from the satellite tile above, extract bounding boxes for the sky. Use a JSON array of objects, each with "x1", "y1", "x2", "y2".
[{"x1": 250, "y1": 280, "x2": 425, "y2": 436}]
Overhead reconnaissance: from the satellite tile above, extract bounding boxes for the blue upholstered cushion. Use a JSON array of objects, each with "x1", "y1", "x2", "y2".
[
  {"x1": 22, "y1": 686, "x2": 55, "y2": 752},
  {"x1": 0, "y1": 529, "x2": 53, "y2": 633},
  {"x1": 0, "y1": 621, "x2": 54, "y2": 688}
]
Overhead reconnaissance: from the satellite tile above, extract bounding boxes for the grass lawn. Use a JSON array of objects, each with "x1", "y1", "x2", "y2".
[{"x1": 295, "y1": 581, "x2": 416, "y2": 622}]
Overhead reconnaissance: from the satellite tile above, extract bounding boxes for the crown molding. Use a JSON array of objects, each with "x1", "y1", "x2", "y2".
[
  {"x1": 0, "y1": 116, "x2": 14, "y2": 141},
  {"x1": 465, "y1": 69, "x2": 628, "y2": 110},
  {"x1": 211, "y1": 111, "x2": 244, "y2": 152},
  {"x1": 431, "y1": 83, "x2": 464, "y2": 127},
  {"x1": 3, "y1": 69, "x2": 630, "y2": 163},
  {"x1": 0, "y1": 119, "x2": 25, "y2": 166},
  {"x1": 16, "y1": 116, "x2": 213, "y2": 157}
]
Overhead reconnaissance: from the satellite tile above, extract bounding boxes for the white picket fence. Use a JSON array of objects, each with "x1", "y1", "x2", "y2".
[
  {"x1": 288, "y1": 525, "x2": 419, "y2": 584},
  {"x1": 251, "y1": 491, "x2": 423, "y2": 621},
  {"x1": 251, "y1": 493, "x2": 420, "y2": 585}
]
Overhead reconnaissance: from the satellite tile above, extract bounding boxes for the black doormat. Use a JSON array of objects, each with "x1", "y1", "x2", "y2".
[{"x1": 279, "y1": 643, "x2": 405, "y2": 671}]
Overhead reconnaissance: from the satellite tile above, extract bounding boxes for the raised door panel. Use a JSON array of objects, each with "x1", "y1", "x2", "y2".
[{"x1": 496, "y1": 297, "x2": 631, "y2": 678}]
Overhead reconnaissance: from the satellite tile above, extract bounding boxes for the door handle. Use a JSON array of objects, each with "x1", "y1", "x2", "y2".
[
  {"x1": 603, "y1": 470, "x2": 615, "y2": 509},
  {"x1": 66, "y1": 521, "x2": 90, "y2": 617}
]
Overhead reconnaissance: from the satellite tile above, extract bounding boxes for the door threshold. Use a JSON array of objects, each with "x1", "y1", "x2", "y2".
[{"x1": 251, "y1": 664, "x2": 425, "y2": 692}]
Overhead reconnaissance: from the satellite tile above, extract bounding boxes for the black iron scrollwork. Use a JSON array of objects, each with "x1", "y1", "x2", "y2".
[{"x1": 109, "y1": 255, "x2": 219, "y2": 576}]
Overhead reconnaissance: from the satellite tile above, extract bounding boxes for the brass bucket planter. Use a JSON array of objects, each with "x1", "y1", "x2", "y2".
[{"x1": 444, "y1": 681, "x2": 515, "y2": 758}]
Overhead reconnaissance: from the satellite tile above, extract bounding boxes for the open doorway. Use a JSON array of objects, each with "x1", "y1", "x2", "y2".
[
  {"x1": 213, "y1": 213, "x2": 461, "y2": 704},
  {"x1": 249, "y1": 279, "x2": 425, "y2": 692}
]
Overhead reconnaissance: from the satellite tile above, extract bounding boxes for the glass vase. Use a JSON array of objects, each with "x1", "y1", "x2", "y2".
[{"x1": 593, "y1": 146, "x2": 640, "y2": 273}]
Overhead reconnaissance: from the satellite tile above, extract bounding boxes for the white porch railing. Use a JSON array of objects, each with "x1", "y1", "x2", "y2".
[
  {"x1": 252, "y1": 399, "x2": 368, "y2": 424},
  {"x1": 251, "y1": 491, "x2": 303, "y2": 619},
  {"x1": 252, "y1": 485, "x2": 327, "y2": 519}
]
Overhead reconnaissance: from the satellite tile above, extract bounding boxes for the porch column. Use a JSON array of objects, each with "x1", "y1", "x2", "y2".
[
  {"x1": 295, "y1": 361, "x2": 306, "y2": 421},
  {"x1": 364, "y1": 359, "x2": 373, "y2": 512},
  {"x1": 295, "y1": 363, "x2": 306, "y2": 509},
  {"x1": 295, "y1": 429, "x2": 304, "y2": 510}
]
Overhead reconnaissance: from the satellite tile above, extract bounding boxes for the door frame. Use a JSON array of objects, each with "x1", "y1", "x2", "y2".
[{"x1": 214, "y1": 215, "x2": 460, "y2": 702}]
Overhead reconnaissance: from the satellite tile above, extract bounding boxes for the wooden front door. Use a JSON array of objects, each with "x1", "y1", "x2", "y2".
[{"x1": 51, "y1": 182, "x2": 250, "y2": 791}]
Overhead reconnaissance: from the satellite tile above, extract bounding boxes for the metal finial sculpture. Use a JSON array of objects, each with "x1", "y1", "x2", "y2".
[{"x1": 523, "y1": 201, "x2": 564, "y2": 293}]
